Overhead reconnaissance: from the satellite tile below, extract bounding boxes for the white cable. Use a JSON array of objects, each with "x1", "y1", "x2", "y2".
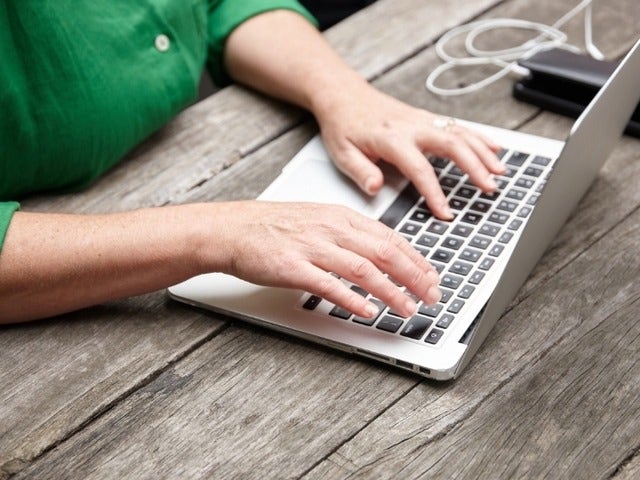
[{"x1": 425, "y1": 0, "x2": 603, "y2": 96}]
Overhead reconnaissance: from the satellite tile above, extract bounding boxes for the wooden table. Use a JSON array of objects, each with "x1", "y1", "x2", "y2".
[{"x1": 2, "y1": 1, "x2": 639, "y2": 478}]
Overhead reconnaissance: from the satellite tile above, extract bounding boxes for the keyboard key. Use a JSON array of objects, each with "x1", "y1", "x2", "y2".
[
  {"x1": 400, "y1": 222, "x2": 421, "y2": 236},
  {"x1": 440, "y1": 274, "x2": 463, "y2": 290},
  {"x1": 460, "y1": 248, "x2": 482, "y2": 263},
  {"x1": 410, "y1": 209, "x2": 431, "y2": 223},
  {"x1": 527, "y1": 195, "x2": 539, "y2": 205},
  {"x1": 497, "y1": 200, "x2": 518, "y2": 212},
  {"x1": 470, "y1": 201, "x2": 491, "y2": 213},
  {"x1": 425, "y1": 328, "x2": 445, "y2": 345},
  {"x1": 456, "y1": 186, "x2": 477, "y2": 198},
  {"x1": 302, "y1": 295, "x2": 322, "y2": 310},
  {"x1": 452, "y1": 224, "x2": 474, "y2": 238},
  {"x1": 439, "y1": 176, "x2": 459, "y2": 189},
  {"x1": 329, "y1": 305, "x2": 351, "y2": 319},
  {"x1": 518, "y1": 206, "x2": 532, "y2": 218},
  {"x1": 417, "y1": 234, "x2": 438, "y2": 247},
  {"x1": 479, "y1": 190, "x2": 500, "y2": 201},
  {"x1": 448, "y1": 165, "x2": 465, "y2": 176},
  {"x1": 415, "y1": 246, "x2": 430, "y2": 257},
  {"x1": 449, "y1": 197, "x2": 468, "y2": 210},
  {"x1": 502, "y1": 167, "x2": 517, "y2": 178},
  {"x1": 447, "y1": 299, "x2": 465, "y2": 313},
  {"x1": 479, "y1": 224, "x2": 500, "y2": 237},
  {"x1": 488, "y1": 212, "x2": 509, "y2": 224},
  {"x1": 431, "y1": 249, "x2": 454, "y2": 263},
  {"x1": 400, "y1": 315, "x2": 432, "y2": 339},
  {"x1": 442, "y1": 236, "x2": 464, "y2": 250},
  {"x1": 469, "y1": 271, "x2": 486, "y2": 285},
  {"x1": 498, "y1": 231, "x2": 513, "y2": 243},
  {"x1": 479, "y1": 257, "x2": 495, "y2": 270},
  {"x1": 470, "y1": 235, "x2": 491, "y2": 250},
  {"x1": 496, "y1": 179, "x2": 509, "y2": 189},
  {"x1": 350, "y1": 285, "x2": 368, "y2": 297},
  {"x1": 523, "y1": 166, "x2": 543, "y2": 177},
  {"x1": 430, "y1": 157, "x2": 448, "y2": 169},
  {"x1": 461, "y1": 212, "x2": 483, "y2": 225},
  {"x1": 458, "y1": 285, "x2": 475, "y2": 299},
  {"x1": 439, "y1": 289, "x2": 454, "y2": 304},
  {"x1": 515, "y1": 178, "x2": 535, "y2": 189},
  {"x1": 436, "y1": 314, "x2": 455, "y2": 329},
  {"x1": 426, "y1": 221, "x2": 449, "y2": 235},
  {"x1": 418, "y1": 303, "x2": 444, "y2": 317},
  {"x1": 508, "y1": 219, "x2": 523, "y2": 230},
  {"x1": 506, "y1": 189, "x2": 526, "y2": 200},
  {"x1": 489, "y1": 244, "x2": 505, "y2": 257},
  {"x1": 532, "y1": 155, "x2": 551, "y2": 166},
  {"x1": 450, "y1": 261, "x2": 472, "y2": 276},
  {"x1": 507, "y1": 151, "x2": 529, "y2": 166},
  {"x1": 376, "y1": 315, "x2": 404, "y2": 333},
  {"x1": 352, "y1": 298, "x2": 385, "y2": 325},
  {"x1": 431, "y1": 262, "x2": 445, "y2": 273}
]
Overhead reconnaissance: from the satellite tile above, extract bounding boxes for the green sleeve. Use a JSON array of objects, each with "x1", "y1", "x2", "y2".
[
  {"x1": 0, "y1": 202, "x2": 20, "y2": 253},
  {"x1": 206, "y1": 0, "x2": 318, "y2": 86}
]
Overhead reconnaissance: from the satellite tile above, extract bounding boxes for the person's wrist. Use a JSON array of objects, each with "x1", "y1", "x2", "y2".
[{"x1": 307, "y1": 70, "x2": 371, "y2": 120}]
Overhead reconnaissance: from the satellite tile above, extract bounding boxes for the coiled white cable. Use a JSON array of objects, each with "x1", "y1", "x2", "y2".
[{"x1": 425, "y1": 0, "x2": 604, "y2": 96}]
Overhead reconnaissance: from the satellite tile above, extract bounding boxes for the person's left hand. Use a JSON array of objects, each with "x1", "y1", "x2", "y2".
[{"x1": 312, "y1": 80, "x2": 506, "y2": 219}]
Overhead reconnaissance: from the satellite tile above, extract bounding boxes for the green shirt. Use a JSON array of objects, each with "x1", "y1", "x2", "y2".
[{"x1": 0, "y1": 0, "x2": 316, "y2": 251}]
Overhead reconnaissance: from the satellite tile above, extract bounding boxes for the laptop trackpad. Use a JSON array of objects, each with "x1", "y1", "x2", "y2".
[{"x1": 258, "y1": 136, "x2": 407, "y2": 218}]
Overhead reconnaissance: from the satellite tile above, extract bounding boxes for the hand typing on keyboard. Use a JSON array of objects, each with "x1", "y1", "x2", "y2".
[
  {"x1": 208, "y1": 201, "x2": 442, "y2": 320},
  {"x1": 312, "y1": 79, "x2": 506, "y2": 220}
]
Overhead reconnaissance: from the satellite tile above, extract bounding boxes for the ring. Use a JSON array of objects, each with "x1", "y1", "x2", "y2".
[{"x1": 433, "y1": 116, "x2": 456, "y2": 131}]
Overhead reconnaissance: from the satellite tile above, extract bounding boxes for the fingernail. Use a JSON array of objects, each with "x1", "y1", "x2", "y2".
[
  {"x1": 428, "y1": 286, "x2": 442, "y2": 304},
  {"x1": 364, "y1": 302, "x2": 379, "y2": 318},
  {"x1": 404, "y1": 298, "x2": 417, "y2": 317},
  {"x1": 486, "y1": 177, "x2": 498, "y2": 190},
  {"x1": 441, "y1": 204, "x2": 454, "y2": 219},
  {"x1": 364, "y1": 177, "x2": 376, "y2": 195}
]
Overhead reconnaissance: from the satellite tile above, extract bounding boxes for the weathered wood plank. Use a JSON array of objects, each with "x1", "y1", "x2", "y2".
[
  {"x1": 0, "y1": 293, "x2": 221, "y2": 478},
  {"x1": 303, "y1": 186, "x2": 640, "y2": 480},
  {"x1": 615, "y1": 454, "x2": 640, "y2": 480},
  {"x1": 11, "y1": 327, "x2": 417, "y2": 480}
]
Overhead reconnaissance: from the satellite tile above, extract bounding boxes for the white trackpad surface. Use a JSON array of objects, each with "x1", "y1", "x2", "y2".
[{"x1": 259, "y1": 135, "x2": 406, "y2": 218}]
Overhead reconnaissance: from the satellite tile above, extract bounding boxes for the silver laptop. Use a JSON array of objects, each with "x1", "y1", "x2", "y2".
[{"x1": 169, "y1": 40, "x2": 640, "y2": 380}]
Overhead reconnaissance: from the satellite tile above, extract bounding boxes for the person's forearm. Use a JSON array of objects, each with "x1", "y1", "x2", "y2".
[
  {"x1": 0, "y1": 205, "x2": 212, "y2": 323},
  {"x1": 224, "y1": 9, "x2": 368, "y2": 118}
]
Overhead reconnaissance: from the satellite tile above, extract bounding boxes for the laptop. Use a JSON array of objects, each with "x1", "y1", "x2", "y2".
[{"x1": 169, "y1": 39, "x2": 640, "y2": 380}]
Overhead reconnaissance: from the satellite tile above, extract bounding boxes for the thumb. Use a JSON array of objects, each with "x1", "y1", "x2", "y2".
[{"x1": 329, "y1": 142, "x2": 385, "y2": 196}]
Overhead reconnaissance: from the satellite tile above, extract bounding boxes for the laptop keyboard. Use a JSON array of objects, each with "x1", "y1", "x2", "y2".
[{"x1": 302, "y1": 149, "x2": 554, "y2": 346}]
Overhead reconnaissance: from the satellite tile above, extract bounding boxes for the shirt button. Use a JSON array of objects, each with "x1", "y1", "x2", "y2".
[{"x1": 154, "y1": 34, "x2": 170, "y2": 52}]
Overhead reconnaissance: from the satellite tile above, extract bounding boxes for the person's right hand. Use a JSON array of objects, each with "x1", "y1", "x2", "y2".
[{"x1": 198, "y1": 200, "x2": 441, "y2": 319}]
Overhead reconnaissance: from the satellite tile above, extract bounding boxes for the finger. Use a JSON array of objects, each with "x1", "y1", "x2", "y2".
[
  {"x1": 331, "y1": 214, "x2": 442, "y2": 305},
  {"x1": 468, "y1": 128, "x2": 502, "y2": 153},
  {"x1": 377, "y1": 139, "x2": 454, "y2": 219},
  {"x1": 313, "y1": 244, "x2": 433, "y2": 318},
  {"x1": 293, "y1": 264, "x2": 386, "y2": 319},
  {"x1": 463, "y1": 130, "x2": 506, "y2": 175},
  {"x1": 327, "y1": 140, "x2": 384, "y2": 196},
  {"x1": 422, "y1": 128, "x2": 498, "y2": 193}
]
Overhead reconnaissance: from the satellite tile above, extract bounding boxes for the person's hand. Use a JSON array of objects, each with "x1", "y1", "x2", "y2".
[
  {"x1": 312, "y1": 80, "x2": 506, "y2": 219},
  {"x1": 199, "y1": 201, "x2": 441, "y2": 319}
]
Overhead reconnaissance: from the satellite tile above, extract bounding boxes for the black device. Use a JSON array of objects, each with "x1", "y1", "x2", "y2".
[{"x1": 513, "y1": 48, "x2": 640, "y2": 138}]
